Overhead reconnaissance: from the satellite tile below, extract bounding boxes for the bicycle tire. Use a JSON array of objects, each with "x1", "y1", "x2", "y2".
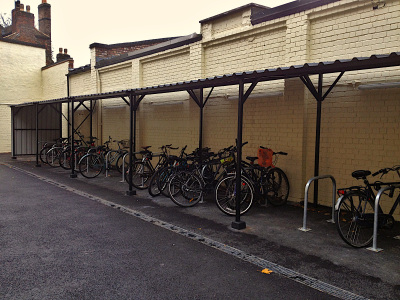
[
  {"x1": 46, "y1": 148, "x2": 62, "y2": 167},
  {"x1": 265, "y1": 168, "x2": 290, "y2": 206},
  {"x1": 78, "y1": 153, "x2": 104, "y2": 178},
  {"x1": 116, "y1": 152, "x2": 129, "y2": 174},
  {"x1": 39, "y1": 146, "x2": 52, "y2": 164},
  {"x1": 158, "y1": 166, "x2": 174, "y2": 197},
  {"x1": 335, "y1": 191, "x2": 375, "y2": 248},
  {"x1": 106, "y1": 150, "x2": 120, "y2": 170},
  {"x1": 130, "y1": 161, "x2": 152, "y2": 189},
  {"x1": 148, "y1": 168, "x2": 163, "y2": 197},
  {"x1": 168, "y1": 171, "x2": 203, "y2": 207},
  {"x1": 215, "y1": 175, "x2": 254, "y2": 216},
  {"x1": 59, "y1": 150, "x2": 71, "y2": 170}
]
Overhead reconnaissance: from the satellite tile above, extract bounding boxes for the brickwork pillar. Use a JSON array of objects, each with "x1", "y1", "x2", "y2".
[{"x1": 285, "y1": 14, "x2": 310, "y2": 66}]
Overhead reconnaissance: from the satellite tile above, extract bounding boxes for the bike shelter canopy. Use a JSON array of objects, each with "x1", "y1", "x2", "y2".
[{"x1": 10, "y1": 52, "x2": 400, "y2": 228}]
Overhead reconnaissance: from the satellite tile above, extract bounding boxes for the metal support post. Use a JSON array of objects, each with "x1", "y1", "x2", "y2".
[
  {"x1": 35, "y1": 103, "x2": 41, "y2": 167},
  {"x1": 70, "y1": 97, "x2": 77, "y2": 178},
  {"x1": 126, "y1": 93, "x2": 136, "y2": 196},
  {"x1": 232, "y1": 80, "x2": 246, "y2": 230}
]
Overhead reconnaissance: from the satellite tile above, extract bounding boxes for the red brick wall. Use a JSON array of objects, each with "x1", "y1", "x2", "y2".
[{"x1": 95, "y1": 42, "x2": 163, "y2": 61}]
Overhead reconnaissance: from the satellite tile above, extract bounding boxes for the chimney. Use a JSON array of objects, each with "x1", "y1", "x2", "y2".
[
  {"x1": 38, "y1": 0, "x2": 52, "y2": 65},
  {"x1": 56, "y1": 47, "x2": 71, "y2": 62},
  {"x1": 11, "y1": 2, "x2": 35, "y2": 34},
  {"x1": 38, "y1": 0, "x2": 51, "y2": 38}
]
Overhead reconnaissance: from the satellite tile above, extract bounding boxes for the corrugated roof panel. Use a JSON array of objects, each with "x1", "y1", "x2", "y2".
[{"x1": 11, "y1": 52, "x2": 400, "y2": 107}]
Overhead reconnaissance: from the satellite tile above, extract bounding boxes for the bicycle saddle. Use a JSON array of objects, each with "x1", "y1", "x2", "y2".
[
  {"x1": 142, "y1": 146, "x2": 151, "y2": 151},
  {"x1": 246, "y1": 156, "x2": 258, "y2": 164},
  {"x1": 351, "y1": 170, "x2": 371, "y2": 179}
]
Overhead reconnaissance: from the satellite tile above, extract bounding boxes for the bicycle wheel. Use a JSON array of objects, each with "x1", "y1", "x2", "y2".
[
  {"x1": 168, "y1": 171, "x2": 203, "y2": 207},
  {"x1": 39, "y1": 146, "x2": 52, "y2": 164},
  {"x1": 59, "y1": 150, "x2": 71, "y2": 170},
  {"x1": 106, "y1": 150, "x2": 120, "y2": 170},
  {"x1": 78, "y1": 153, "x2": 104, "y2": 178},
  {"x1": 158, "y1": 166, "x2": 175, "y2": 197},
  {"x1": 46, "y1": 148, "x2": 62, "y2": 167},
  {"x1": 130, "y1": 162, "x2": 152, "y2": 189},
  {"x1": 215, "y1": 175, "x2": 254, "y2": 216},
  {"x1": 116, "y1": 152, "x2": 129, "y2": 174},
  {"x1": 335, "y1": 191, "x2": 375, "y2": 248},
  {"x1": 265, "y1": 168, "x2": 289, "y2": 206},
  {"x1": 148, "y1": 168, "x2": 163, "y2": 197}
]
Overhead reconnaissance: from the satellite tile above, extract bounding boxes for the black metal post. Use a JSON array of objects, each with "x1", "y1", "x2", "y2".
[
  {"x1": 232, "y1": 80, "x2": 246, "y2": 230},
  {"x1": 70, "y1": 97, "x2": 77, "y2": 178},
  {"x1": 126, "y1": 93, "x2": 136, "y2": 196},
  {"x1": 199, "y1": 88, "x2": 204, "y2": 152},
  {"x1": 35, "y1": 103, "x2": 41, "y2": 167},
  {"x1": 313, "y1": 74, "x2": 323, "y2": 206},
  {"x1": 90, "y1": 100, "x2": 93, "y2": 141},
  {"x1": 11, "y1": 106, "x2": 16, "y2": 159}
]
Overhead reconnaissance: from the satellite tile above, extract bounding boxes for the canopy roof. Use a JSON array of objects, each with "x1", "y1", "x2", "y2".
[{"x1": 11, "y1": 51, "x2": 400, "y2": 108}]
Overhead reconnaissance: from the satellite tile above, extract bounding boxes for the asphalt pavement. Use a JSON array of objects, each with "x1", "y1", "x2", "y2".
[{"x1": 1, "y1": 153, "x2": 399, "y2": 300}]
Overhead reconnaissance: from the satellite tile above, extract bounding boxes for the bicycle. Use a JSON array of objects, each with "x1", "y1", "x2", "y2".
[
  {"x1": 168, "y1": 146, "x2": 233, "y2": 207},
  {"x1": 126, "y1": 144, "x2": 178, "y2": 189},
  {"x1": 244, "y1": 147, "x2": 290, "y2": 206},
  {"x1": 215, "y1": 144, "x2": 289, "y2": 216},
  {"x1": 59, "y1": 137, "x2": 97, "y2": 171},
  {"x1": 335, "y1": 165, "x2": 400, "y2": 248},
  {"x1": 77, "y1": 138, "x2": 113, "y2": 178},
  {"x1": 148, "y1": 145, "x2": 188, "y2": 197},
  {"x1": 45, "y1": 138, "x2": 69, "y2": 167},
  {"x1": 105, "y1": 139, "x2": 129, "y2": 174}
]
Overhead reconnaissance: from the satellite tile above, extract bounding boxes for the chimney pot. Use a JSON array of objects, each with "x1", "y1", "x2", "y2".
[
  {"x1": 64, "y1": 49, "x2": 68, "y2": 54},
  {"x1": 42, "y1": 0, "x2": 47, "y2": 3},
  {"x1": 59, "y1": 48, "x2": 63, "y2": 53},
  {"x1": 26, "y1": 5, "x2": 30, "y2": 12},
  {"x1": 20, "y1": 4, "x2": 24, "y2": 11}
]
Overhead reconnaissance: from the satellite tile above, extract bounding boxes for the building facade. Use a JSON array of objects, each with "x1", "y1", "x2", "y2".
[
  {"x1": 2, "y1": 0, "x2": 400, "y2": 214},
  {"x1": 65, "y1": 0, "x2": 400, "y2": 213}
]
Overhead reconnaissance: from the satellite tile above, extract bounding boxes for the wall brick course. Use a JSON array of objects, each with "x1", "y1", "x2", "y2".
[{"x1": 58, "y1": 0, "x2": 400, "y2": 218}]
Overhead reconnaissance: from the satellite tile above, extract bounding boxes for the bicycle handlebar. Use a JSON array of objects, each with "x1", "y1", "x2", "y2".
[{"x1": 372, "y1": 165, "x2": 400, "y2": 177}]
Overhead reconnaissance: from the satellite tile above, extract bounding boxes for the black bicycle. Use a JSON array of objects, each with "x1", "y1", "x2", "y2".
[{"x1": 335, "y1": 165, "x2": 400, "y2": 248}]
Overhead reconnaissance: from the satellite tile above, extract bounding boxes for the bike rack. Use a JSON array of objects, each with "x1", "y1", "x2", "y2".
[
  {"x1": 105, "y1": 151, "x2": 112, "y2": 177},
  {"x1": 120, "y1": 152, "x2": 129, "y2": 182},
  {"x1": 298, "y1": 175, "x2": 336, "y2": 232},
  {"x1": 367, "y1": 184, "x2": 400, "y2": 253}
]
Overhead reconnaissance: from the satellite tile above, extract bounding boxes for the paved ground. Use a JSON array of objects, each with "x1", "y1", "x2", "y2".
[{"x1": 1, "y1": 153, "x2": 400, "y2": 299}]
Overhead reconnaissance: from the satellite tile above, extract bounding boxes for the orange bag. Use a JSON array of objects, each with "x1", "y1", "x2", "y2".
[{"x1": 257, "y1": 148, "x2": 274, "y2": 168}]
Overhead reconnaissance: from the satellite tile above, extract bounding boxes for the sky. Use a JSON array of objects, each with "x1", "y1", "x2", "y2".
[{"x1": 0, "y1": 0, "x2": 292, "y2": 67}]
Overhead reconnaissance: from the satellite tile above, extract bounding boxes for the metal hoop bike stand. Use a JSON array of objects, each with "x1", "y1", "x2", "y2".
[
  {"x1": 120, "y1": 152, "x2": 129, "y2": 182},
  {"x1": 367, "y1": 184, "x2": 400, "y2": 253},
  {"x1": 298, "y1": 175, "x2": 336, "y2": 232}
]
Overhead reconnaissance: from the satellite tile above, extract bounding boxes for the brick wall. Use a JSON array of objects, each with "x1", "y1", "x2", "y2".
[
  {"x1": 93, "y1": 39, "x2": 177, "y2": 62},
  {"x1": 68, "y1": 0, "x2": 400, "y2": 218},
  {"x1": 0, "y1": 40, "x2": 45, "y2": 153}
]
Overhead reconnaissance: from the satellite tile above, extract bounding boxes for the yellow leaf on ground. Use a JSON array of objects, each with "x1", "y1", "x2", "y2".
[{"x1": 262, "y1": 268, "x2": 273, "y2": 274}]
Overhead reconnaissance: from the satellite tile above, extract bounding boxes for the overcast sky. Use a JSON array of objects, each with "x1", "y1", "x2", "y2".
[{"x1": 1, "y1": 0, "x2": 292, "y2": 67}]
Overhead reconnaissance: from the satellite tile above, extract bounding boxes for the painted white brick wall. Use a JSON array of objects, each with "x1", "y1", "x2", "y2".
[{"x1": 0, "y1": 41, "x2": 45, "y2": 153}]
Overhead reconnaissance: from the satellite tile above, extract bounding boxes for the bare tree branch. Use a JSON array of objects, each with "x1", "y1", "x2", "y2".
[{"x1": 0, "y1": 13, "x2": 11, "y2": 28}]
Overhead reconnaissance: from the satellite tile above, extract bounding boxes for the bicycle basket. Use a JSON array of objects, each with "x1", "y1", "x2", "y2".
[
  {"x1": 121, "y1": 139, "x2": 130, "y2": 149},
  {"x1": 257, "y1": 148, "x2": 274, "y2": 168}
]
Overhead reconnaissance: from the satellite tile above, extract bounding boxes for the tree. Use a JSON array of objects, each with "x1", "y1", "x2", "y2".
[{"x1": 0, "y1": 13, "x2": 11, "y2": 28}]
